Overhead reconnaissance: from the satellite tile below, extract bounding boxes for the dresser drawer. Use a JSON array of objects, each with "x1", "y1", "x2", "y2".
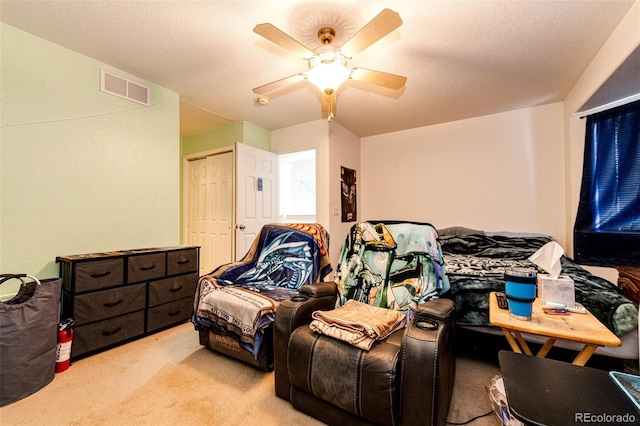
[
  {"x1": 74, "y1": 258, "x2": 124, "y2": 292},
  {"x1": 72, "y1": 283, "x2": 146, "y2": 325},
  {"x1": 72, "y1": 310, "x2": 145, "y2": 358},
  {"x1": 148, "y1": 272, "x2": 198, "y2": 307},
  {"x1": 146, "y1": 297, "x2": 193, "y2": 333},
  {"x1": 127, "y1": 253, "x2": 166, "y2": 283},
  {"x1": 167, "y1": 248, "x2": 199, "y2": 276}
]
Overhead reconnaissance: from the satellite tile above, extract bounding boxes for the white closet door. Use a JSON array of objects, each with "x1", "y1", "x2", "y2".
[{"x1": 186, "y1": 152, "x2": 233, "y2": 275}]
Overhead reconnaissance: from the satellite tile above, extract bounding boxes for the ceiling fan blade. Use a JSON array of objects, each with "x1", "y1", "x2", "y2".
[
  {"x1": 351, "y1": 68, "x2": 407, "y2": 90},
  {"x1": 340, "y1": 9, "x2": 402, "y2": 58},
  {"x1": 253, "y1": 73, "x2": 306, "y2": 95},
  {"x1": 254, "y1": 23, "x2": 315, "y2": 59}
]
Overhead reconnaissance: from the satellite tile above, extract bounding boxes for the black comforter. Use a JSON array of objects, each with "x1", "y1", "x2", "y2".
[{"x1": 439, "y1": 233, "x2": 638, "y2": 337}]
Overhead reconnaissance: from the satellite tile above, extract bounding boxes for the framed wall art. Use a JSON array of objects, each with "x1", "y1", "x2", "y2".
[{"x1": 341, "y1": 166, "x2": 357, "y2": 222}]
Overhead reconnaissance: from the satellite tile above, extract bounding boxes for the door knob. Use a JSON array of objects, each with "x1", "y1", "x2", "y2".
[{"x1": 236, "y1": 224, "x2": 246, "y2": 230}]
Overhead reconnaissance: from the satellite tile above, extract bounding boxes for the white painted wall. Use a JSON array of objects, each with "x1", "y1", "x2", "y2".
[
  {"x1": 361, "y1": 103, "x2": 567, "y2": 246},
  {"x1": 328, "y1": 122, "x2": 360, "y2": 271},
  {"x1": 271, "y1": 119, "x2": 359, "y2": 274}
]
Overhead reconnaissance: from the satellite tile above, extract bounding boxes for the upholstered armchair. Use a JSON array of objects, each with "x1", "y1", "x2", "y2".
[
  {"x1": 192, "y1": 223, "x2": 333, "y2": 371},
  {"x1": 274, "y1": 221, "x2": 456, "y2": 426}
]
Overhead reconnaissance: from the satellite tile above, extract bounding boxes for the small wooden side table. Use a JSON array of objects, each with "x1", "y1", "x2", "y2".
[{"x1": 489, "y1": 292, "x2": 621, "y2": 365}]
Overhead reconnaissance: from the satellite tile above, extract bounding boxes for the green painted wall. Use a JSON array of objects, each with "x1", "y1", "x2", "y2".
[
  {"x1": 180, "y1": 121, "x2": 271, "y2": 156},
  {"x1": 0, "y1": 24, "x2": 181, "y2": 288},
  {"x1": 242, "y1": 122, "x2": 271, "y2": 152},
  {"x1": 181, "y1": 123, "x2": 243, "y2": 156}
]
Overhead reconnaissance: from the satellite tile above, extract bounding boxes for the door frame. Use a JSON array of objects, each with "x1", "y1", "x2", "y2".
[{"x1": 182, "y1": 145, "x2": 237, "y2": 262}]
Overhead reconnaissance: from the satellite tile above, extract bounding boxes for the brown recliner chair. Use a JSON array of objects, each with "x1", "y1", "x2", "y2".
[
  {"x1": 192, "y1": 223, "x2": 333, "y2": 371},
  {"x1": 274, "y1": 221, "x2": 456, "y2": 426}
]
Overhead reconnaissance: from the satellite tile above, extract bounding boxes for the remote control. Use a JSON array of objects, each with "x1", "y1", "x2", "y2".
[{"x1": 496, "y1": 292, "x2": 508, "y2": 309}]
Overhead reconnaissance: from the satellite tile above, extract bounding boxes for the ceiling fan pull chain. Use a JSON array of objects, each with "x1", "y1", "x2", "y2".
[{"x1": 327, "y1": 90, "x2": 335, "y2": 122}]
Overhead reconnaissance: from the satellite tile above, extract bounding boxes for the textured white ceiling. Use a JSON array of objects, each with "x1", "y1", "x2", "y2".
[{"x1": 1, "y1": 0, "x2": 636, "y2": 137}]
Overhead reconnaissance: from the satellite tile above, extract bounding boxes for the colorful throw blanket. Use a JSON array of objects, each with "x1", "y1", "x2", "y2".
[
  {"x1": 195, "y1": 280, "x2": 276, "y2": 347},
  {"x1": 335, "y1": 221, "x2": 450, "y2": 315},
  {"x1": 310, "y1": 300, "x2": 406, "y2": 350},
  {"x1": 193, "y1": 223, "x2": 333, "y2": 359}
]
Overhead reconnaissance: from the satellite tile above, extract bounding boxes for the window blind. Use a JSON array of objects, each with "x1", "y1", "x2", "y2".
[{"x1": 574, "y1": 100, "x2": 640, "y2": 267}]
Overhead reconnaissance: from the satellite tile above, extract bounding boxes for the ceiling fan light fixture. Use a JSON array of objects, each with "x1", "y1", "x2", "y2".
[
  {"x1": 306, "y1": 60, "x2": 351, "y2": 94},
  {"x1": 307, "y1": 51, "x2": 350, "y2": 93},
  {"x1": 253, "y1": 9, "x2": 405, "y2": 121}
]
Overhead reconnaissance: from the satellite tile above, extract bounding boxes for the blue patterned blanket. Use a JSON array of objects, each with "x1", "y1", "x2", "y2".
[{"x1": 192, "y1": 223, "x2": 332, "y2": 358}]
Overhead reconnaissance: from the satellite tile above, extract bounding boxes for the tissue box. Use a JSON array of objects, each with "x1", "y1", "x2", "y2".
[{"x1": 537, "y1": 274, "x2": 575, "y2": 305}]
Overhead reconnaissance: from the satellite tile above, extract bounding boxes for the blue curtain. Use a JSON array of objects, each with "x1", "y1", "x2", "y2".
[{"x1": 574, "y1": 100, "x2": 640, "y2": 267}]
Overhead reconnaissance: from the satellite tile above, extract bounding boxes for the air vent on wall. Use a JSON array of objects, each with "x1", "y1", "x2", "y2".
[{"x1": 100, "y1": 70, "x2": 150, "y2": 106}]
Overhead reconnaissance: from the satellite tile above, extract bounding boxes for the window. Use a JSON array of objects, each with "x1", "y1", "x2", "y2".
[
  {"x1": 574, "y1": 100, "x2": 640, "y2": 267},
  {"x1": 278, "y1": 149, "x2": 316, "y2": 223}
]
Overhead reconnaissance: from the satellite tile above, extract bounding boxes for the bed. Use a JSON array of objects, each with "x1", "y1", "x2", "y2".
[{"x1": 438, "y1": 227, "x2": 639, "y2": 360}]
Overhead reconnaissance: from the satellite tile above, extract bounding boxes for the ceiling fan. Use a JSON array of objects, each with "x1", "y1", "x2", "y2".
[{"x1": 252, "y1": 8, "x2": 407, "y2": 121}]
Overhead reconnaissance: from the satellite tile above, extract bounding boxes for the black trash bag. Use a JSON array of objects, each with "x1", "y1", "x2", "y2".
[{"x1": 0, "y1": 274, "x2": 62, "y2": 407}]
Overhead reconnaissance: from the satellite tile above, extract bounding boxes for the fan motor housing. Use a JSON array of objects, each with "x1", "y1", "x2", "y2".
[{"x1": 318, "y1": 27, "x2": 336, "y2": 45}]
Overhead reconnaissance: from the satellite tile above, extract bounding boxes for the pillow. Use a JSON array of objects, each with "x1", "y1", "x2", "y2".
[
  {"x1": 437, "y1": 226, "x2": 484, "y2": 236},
  {"x1": 484, "y1": 231, "x2": 552, "y2": 239}
]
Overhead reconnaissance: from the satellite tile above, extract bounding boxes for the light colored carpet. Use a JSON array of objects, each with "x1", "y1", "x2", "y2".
[{"x1": 0, "y1": 322, "x2": 501, "y2": 425}]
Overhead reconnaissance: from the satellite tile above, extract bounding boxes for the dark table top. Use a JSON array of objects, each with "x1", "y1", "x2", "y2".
[{"x1": 498, "y1": 351, "x2": 639, "y2": 426}]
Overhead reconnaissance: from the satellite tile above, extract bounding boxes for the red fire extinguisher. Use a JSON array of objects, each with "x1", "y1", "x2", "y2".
[{"x1": 56, "y1": 319, "x2": 74, "y2": 373}]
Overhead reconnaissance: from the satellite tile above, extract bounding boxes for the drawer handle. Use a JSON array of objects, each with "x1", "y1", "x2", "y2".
[
  {"x1": 168, "y1": 310, "x2": 182, "y2": 317},
  {"x1": 169, "y1": 285, "x2": 184, "y2": 293},
  {"x1": 102, "y1": 326, "x2": 122, "y2": 337},
  {"x1": 90, "y1": 271, "x2": 112, "y2": 279},
  {"x1": 103, "y1": 299, "x2": 124, "y2": 308},
  {"x1": 140, "y1": 265, "x2": 156, "y2": 271},
  {"x1": 177, "y1": 259, "x2": 190, "y2": 265}
]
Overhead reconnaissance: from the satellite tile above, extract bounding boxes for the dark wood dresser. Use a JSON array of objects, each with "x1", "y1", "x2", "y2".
[{"x1": 57, "y1": 246, "x2": 199, "y2": 359}]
